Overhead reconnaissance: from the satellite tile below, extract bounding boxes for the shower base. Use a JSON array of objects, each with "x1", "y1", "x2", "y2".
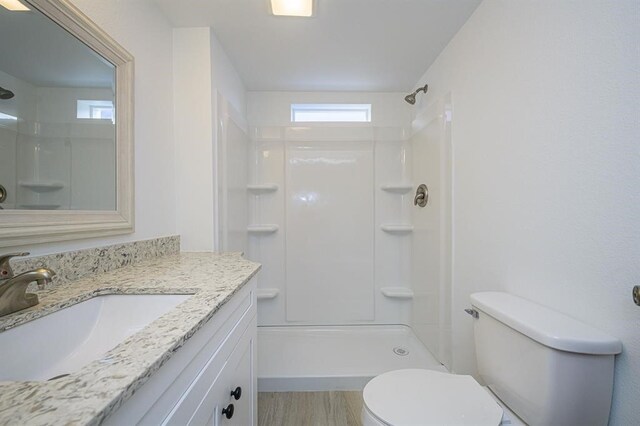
[{"x1": 258, "y1": 324, "x2": 446, "y2": 392}]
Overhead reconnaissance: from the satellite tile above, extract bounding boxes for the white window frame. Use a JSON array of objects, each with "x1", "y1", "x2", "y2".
[{"x1": 291, "y1": 103, "x2": 372, "y2": 123}]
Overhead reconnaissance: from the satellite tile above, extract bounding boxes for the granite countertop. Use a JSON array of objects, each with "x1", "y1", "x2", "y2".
[{"x1": 0, "y1": 252, "x2": 260, "y2": 426}]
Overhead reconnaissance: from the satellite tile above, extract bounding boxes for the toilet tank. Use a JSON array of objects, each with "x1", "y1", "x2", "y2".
[{"x1": 470, "y1": 292, "x2": 622, "y2": 426}]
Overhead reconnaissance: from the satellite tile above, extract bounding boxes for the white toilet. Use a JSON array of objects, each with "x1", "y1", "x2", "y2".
[{"x1": 362, "y1": 292, "x2": 622, "y2": 426}]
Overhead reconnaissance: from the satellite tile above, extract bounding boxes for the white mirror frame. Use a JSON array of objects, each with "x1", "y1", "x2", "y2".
[{"x1": 0, "y1": 0, "x2": 134, "y2": 248}]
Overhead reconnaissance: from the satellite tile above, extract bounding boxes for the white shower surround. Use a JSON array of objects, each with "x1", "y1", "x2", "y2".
[
  {"x1": 247, "y1": 92, "x2": 417, "y2": 327},
  {"x1": 247, "y1": 92, "x2": 454, "y2": 391}
]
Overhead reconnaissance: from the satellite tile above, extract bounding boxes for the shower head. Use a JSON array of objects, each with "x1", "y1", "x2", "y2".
[
  {"x1": 0, "y1": 87, "x2": 15, "y2": 100},
  {"x1": 404, "y1": 93, "x2": 416, "y2": 105},
  {"x1": 404, "y1": 84, "x2": 428, "y2": 105}
]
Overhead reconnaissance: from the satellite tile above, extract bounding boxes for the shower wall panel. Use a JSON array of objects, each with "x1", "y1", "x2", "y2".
[
  {"x1": 374, "y1": 130, "x2": 413, "y2": 325},
  {"x1": 248, "y1": 126, "x2": 412, "y2": 326},
  {"x1": 285, "y1": 140, "x2": 375, "y2": 323},
  {"x1": 248, "y1": 134, "x2": 287, "y2": 324},
  {"x1": 410, "y1": 96, "x2": 453, "y2": 369},
  {"x1": 217, "y1": 95, "x2": 249, "y2": 252}
]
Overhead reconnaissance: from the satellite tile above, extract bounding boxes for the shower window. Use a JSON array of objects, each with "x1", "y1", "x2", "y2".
[{"x1": 291, "y1": 103, "x2": 371, "y2": 123}]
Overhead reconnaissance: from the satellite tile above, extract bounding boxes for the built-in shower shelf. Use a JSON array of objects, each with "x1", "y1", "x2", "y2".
[
  {"x1": 381, "y1": 224, "x2": 414, "y2": 233},
  {"x1": 18, "y1": 204, "x2": 61, "y2": 210},
  {"x1": 380, "y1": 184, "x2": 413, "y2": 194},
  {"x1": 247, "y1": 184, "x2": 279, "y2": 194},
  {"x1": 19, "y1": 181, "x2": 64, "y2": 192},
  {"x1": 381, "y1": 287, "x2": 414, "y2": 300},
  {"x1": 256, "y1": 288, "x2": 280, "y2": 300},
  {"x1": 247, "y1": 225, "x2": 279, "y2": 234}
]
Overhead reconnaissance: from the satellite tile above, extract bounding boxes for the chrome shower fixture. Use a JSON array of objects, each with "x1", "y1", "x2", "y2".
[
  {"x1": 404, "y1": 84, "x2": 428, "y2": 105},
  {"x1": 0, "y1": 87, "x2": 14, "y2": 100}
]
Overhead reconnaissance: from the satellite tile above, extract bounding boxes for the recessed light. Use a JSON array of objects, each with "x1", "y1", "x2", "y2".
[
  {"x1": 270, "y1": 0, "x2": 314, "y2": 17},
  {"x1": 0, "y1": 0, "x2": 30, "y2": 11}
]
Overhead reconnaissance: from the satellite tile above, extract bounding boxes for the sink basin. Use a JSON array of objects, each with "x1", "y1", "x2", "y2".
[{"x1": 0, "y1": 294, "x2": 190, "y2": 381}]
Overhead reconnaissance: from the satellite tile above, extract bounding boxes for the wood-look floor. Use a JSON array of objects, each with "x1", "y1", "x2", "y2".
[{"x1": 258, "y1": 391, "x2": 364, "y2": 426}]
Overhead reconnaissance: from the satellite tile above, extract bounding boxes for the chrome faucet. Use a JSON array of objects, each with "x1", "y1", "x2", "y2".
[{"x1": 0, "y1": 252, "x2": 56, "y2": 317}]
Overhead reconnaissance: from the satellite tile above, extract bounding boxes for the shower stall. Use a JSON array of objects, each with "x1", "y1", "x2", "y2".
[{"x1": 217, "y1": 90, "x2": 453, "y2": 391}]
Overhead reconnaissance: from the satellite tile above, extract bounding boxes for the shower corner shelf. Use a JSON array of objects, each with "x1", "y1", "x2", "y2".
[
  {"x1": 381, "y1": 287, "x2": 414, "y2": 300},
  {"x1": 247, "y1": 224, "x2": 279, "y2": 234},
  {"x1": 256, "y1": 288, "x2": 280, "y2": 300},
  {"x1": 18, "y1": 204, "x2": 61, "y2": 210},
  {"x1": 381, "y1": 224, "x2": 414, "y2": 233},
  {"x1": 247, "y1": 183, "x2": 279, "y2": 194},
  {"x1": 380, "y1": 183, "x2": 413, "y2": 194},
  {"x1": 18, "y1": 181, "x2": 64, "y2": 192}
]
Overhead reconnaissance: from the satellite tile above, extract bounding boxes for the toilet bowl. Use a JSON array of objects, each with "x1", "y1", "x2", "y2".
[{"x1": 361, "y1": 369, "x2": 504, "y2": 426}]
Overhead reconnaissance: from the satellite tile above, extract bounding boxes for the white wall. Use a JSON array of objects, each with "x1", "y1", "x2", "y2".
[
  {"x1": 173, "y1": 28, "x2": 215, "y2": 252},
  {"x1": 173, "y1": 28, "x2": 247, "y2": 252},
  {"x1": 413, "y1": 1, "x2": 639, "y2": 424},
  {"x1": 6, "y1": 0, "x2": 177, "y2": 255},
  {"x1": 210, "y1": 33, "x2": 247, "y2": 119}
]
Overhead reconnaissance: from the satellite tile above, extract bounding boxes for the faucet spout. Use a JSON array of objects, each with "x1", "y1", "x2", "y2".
[{"x1": 0, "y1": 267, "x2": 56, "y2": 316}]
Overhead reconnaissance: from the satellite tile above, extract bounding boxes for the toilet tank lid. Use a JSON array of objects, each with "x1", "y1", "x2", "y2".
[{"x1": 470, "y1": 292, "x2": 622, "y2": 355}]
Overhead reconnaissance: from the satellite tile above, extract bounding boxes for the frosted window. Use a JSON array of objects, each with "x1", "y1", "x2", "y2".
[{"x1": 291, "y1": 104, "x2": 371, "y2": 123}]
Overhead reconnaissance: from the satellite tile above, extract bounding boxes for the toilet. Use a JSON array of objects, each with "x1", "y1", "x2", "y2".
[{"x1": 362, "y1": 292, "x2": 622, "y2": 426}]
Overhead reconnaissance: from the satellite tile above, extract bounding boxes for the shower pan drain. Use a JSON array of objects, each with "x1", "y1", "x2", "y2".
[{"x1": 393, "y1": 346, "x2": 409, "y2": 356}]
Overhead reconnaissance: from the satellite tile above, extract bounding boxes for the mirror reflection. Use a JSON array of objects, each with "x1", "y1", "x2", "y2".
[{"x1": 0, "y1": 1, "x2": 116, "y2": 211}]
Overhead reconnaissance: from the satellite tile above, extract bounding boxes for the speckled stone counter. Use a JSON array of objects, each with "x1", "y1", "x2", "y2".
[{"x1": 0, "y1": 252, "x2": 260, "y2": 426}]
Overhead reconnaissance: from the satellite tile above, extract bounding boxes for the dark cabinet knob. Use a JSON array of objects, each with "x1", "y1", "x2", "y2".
[
  {"x1": 221, "y1": 403, "x2": 234, "y2": 420},
  {"x1": 230, "y1": 386, "x2": 242, "y2": 400}
]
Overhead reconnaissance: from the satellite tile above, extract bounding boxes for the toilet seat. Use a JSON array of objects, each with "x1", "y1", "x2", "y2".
[{"x1": 362, "y1": 369, "x2": 503, "y2": 426}]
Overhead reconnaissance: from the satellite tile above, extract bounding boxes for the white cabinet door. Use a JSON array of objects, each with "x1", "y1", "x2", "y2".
[
  {"x1": 190, "y1": 313, "x2": 257, "y2": 426},
  {"x1": 220, "y1": 326, "x2": 255, "y2": 426}
]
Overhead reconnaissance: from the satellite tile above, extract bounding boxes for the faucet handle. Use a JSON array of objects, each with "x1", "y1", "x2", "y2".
[{"x1": 0, "y1": 252, "x2": 30, "y2": 279}]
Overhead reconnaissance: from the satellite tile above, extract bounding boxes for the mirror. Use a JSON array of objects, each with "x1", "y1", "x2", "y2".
[
  {"x1": 0, "y1": 0, "x2": 134, "y2": 247},
  {"x1": 0, "y1": 2, "x2": 116, "y2": 211}
]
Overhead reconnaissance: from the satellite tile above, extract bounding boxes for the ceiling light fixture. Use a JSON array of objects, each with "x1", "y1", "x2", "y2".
[
  {"x1": 0, "y1": 0, "x2": 30, "y2": 11},
  {"x1": 270, "y1": 0, "x2": 314, "y2": 17}
]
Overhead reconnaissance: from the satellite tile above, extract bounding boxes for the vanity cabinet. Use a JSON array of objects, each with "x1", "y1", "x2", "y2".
[{"x1": 105, "y1": 279, "x2": 257, "y2": 426}]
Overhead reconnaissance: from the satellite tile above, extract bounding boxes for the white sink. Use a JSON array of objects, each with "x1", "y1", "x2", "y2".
[{"x1": 0, "y1": 294, "x2": 190, "y2": 381}]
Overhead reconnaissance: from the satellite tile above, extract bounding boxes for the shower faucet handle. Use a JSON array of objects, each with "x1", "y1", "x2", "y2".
[{"x1": 414, "y1": 184, "x2": 428, "y2": 208}]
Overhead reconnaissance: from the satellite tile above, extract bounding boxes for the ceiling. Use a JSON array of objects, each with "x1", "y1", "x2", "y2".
[
  {"x1": 0, "y1": 7, "x2": 114, "y2": 89},
  {"x1": 155, "y1": 0, "x2": 481, "y2": 92}
]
